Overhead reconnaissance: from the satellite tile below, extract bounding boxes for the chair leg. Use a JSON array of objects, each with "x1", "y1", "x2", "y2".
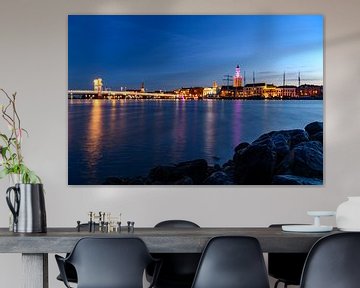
[{"x1": 274, "y1": 280, "x2": 289, "y2": 288}]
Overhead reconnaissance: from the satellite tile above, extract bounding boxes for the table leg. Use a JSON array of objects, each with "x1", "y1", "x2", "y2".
[{"x1": 22, "y1": 253, "x2": 48, "y2": 288}]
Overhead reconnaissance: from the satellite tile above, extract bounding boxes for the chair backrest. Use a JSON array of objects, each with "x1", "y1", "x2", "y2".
[
  {"x1": 191, "y1": 236, "x2": 270, "y2": 288},
  {"x1": 300, "y1": 232, "x2": 360, "y2": 288},
  {"x1": 66, "y1": 237, "x2": 154, "y2": 288},
  {"x1": 155, "y1": 219, "x2": 200, "y2": 228},
  {"x1": 151, "y1": 220, "x2": 201, "y2": 286},
  {"x1": 268, "y1": 224, "x2": 308, "y2": 285}
]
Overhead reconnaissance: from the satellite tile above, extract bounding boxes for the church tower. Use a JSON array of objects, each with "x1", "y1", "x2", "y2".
[{"x1": 233, "y1": 65, "x2": 243, "y2": 87}]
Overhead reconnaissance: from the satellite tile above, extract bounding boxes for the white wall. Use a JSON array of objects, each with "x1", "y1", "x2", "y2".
[{"x1": 1, "y1": 0, "x2": 360, "y2": 286}]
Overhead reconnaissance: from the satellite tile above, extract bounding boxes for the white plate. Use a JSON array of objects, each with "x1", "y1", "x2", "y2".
[
  {"x1": 307, "y1": 211, "x2": 336, "y2": 217},
  {"x1": 338, "y1": 227, "x2": 360, "y2": 232},
  {"x1": 282, "y1": 225, "x2": 333, "y2": 232}
]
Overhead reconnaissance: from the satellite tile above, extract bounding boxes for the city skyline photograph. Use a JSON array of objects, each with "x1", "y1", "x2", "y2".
[{"x1": 68, "y1": 15, "x2": 323, "y2": 185}]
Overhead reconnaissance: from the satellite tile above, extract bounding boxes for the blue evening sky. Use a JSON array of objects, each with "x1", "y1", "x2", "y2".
[{"x1": 68, "y1": 15, "x2": 323, "y2": 91}]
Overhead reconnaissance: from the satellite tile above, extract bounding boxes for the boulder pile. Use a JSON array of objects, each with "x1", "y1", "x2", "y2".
[{"x1": 104, "y1": 121, "x2": 323, "y2": 185}]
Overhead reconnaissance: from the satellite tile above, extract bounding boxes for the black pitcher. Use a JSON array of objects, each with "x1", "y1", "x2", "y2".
[{"x1": 6, "y1": 183, "x2": 47, "y2": 233}]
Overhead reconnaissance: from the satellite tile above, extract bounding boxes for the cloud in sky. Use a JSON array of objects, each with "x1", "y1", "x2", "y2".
[{"x1": 68, "y1": 15, "x2": 323, "y2": 90}]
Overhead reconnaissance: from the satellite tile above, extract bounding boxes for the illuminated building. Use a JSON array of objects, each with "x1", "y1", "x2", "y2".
[
  {"x1": 244, "y1": 83, "x2": 266, "y2": 97},
  {"x1": 140, "y1": 82, "x2": 145, "y2": 93},
  {"x1": 233, "y1": 65, "x2": 243, "y2": 87},
  {"x1": 179, "y1": 88, "x2": 191, "y2": 98},
  {"x1": 297, "y1": 84, "x2": 323, "y2": 97},
  {"x1": 278, "y1": 85, "x2": 297, "y2": 97},
  {"x1": 203, "y1": 87, "x2": 216, "y2": 97},
  {"x1": 244, "y1": 83, "x2": 278, "y2": 98},
  {"x1": 220, "y1": 86, "x2": 239, "y2": 97},
  {"x1": 203, "y1": 81, "x2": 220, "y2": 98},
  {"x1": 93, "y1": 78, "x2": 103, "y2": 94},
  {"x1": 262, "y1": 84, "x2": 278, "y2": 98},
  {"x1": 190, "y1": 87, "x2": 204, "y2": 99}
]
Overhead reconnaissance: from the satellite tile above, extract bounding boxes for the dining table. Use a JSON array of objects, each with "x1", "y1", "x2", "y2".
[{"x1": 0, "y1": 226, "x2": 339, "y2": 288}]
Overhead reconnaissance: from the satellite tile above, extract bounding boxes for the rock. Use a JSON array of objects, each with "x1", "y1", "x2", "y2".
[
  {"x1": 305, "y1": 121, "x2": 323, "y2": 137},
  {"x1": 126, "y1": 177, "x2": 146, "y2": 185},
  {"x1": 103, "y1": 177, "x2": 124, "y2": 185},
  {"x1": 233, "y1": 124, "x2": 321, "y2": 184},
  {"x1": 222, "y1": 161, "x2": 235, "y2": 179},
  {"x1": 277, "y1": 141, "x2": 323, "y2": 178},
  {"x1": 175, "y1": 159, "x2": 208, "y2": 184},
  {"x1": 272, "y1": 175, "x2": 323, "y2": 185},
  {"x1": 234, "y1": 142, "x2": 250, "y2": 153},
  {"x1": 288, "y1": 129, "x2": 310, "y2": 147},
  {"x1": 103, "y1": 176, "x2": 146, "y2": 185},
  {"x1": 174, "y1": 176, "x2": 193, "y2": 185},
  {"x1": 250, "y1": 129, "x2": 309, "y2": 161},
  {"x1": 207, "y1": 166, "x2": 216, "y2": 177},
  {"x1": 233, "y1": 128, "x2": 310, "y2": 179},
  {"x1": 148, "y1": 180, "x2": 163, "y2": 185},
  {"x1": 234, "y1": 144, "x2": 276, "y2": 184},
  {"x1": 223, "y1": 165, "x2": 235, "y2": 177},
  {"x1": 148, "y1": 159, "x2": 208, "y2": 184},
  {"x1": 292, "y1": 141, "x2": 323, "y2": 178},
  {"x1": 310, "y1": 131, "x2": 323, "y2": 143},
  {"x1": 254, "y1": 129, "x2": 308, "y2": 146},
  {"x1": 222, "y1": 160, "x2": 234, "y2": 169},
  {"x1": 214, "y1": 164, "x2": 221, "y2": 171},
  {"x1": 233, "y1": 143, "x2": 251, "y2": 163},
  {"x1": 251, "y1": 133, "x2": 276, "y2": 147},
  {"x1": 269, "y1": 133, "x2": 290, "y2": 159},
  {"x1": 204, "y1": 171, "x2": 234, "y2": 185},
  {"x1": 148, "y1": 165, "x2": 183, "y2": 184}
]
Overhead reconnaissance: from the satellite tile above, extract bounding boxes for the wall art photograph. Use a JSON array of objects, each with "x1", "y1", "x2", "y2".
[{"x1": 68, "y1": 15, "x2": 323, "y2": 185}]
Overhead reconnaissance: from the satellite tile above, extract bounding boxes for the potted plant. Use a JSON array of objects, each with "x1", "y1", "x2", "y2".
[
  {"x1": 0, "y1": 88, "x2": 46, "y2": 233},
  {"x1": 0, "y1": 89, "x2": 41, "y2": 183}
]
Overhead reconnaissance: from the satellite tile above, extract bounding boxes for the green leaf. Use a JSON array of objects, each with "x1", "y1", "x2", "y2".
[
  {"x1": 28, "y1": 170, "x2": 41, "y2": 184},
  {"x1": 21, "y1": 128, "x2": 29, "y2": 137},
  {"x1": 16, "y1": 164, "x2": 42, "y2": 184},
  {"x1": 1, "y1": 147, "x2": 8, "y2": 158},
  {"x1": 0, "y1": 168, "x2": 9, "y2": 179},
  {"x1": 0, "y1": 133, "x2": 8, "y2": 141}
]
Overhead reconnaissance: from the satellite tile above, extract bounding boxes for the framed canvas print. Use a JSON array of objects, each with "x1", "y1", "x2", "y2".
[{"x1": 68, "y1": 15, "x2": 323, "y2": 185}]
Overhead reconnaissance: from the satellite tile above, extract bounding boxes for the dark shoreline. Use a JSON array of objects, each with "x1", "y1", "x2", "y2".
[{"x1": 103, "y1": 121, "x2": 323, "y2": 185}]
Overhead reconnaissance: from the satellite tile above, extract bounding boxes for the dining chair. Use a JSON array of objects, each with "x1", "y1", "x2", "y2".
[
  {"x1": 300, "y1": 232, "x2": 360, "y2": 288},
  {"x1": 268, "y1": 224, "x2": 308, "y2": 288},
  {"x1": 55, "y1": 237, "x2": 161, "y2": 288},
  {"x1": 147, "y1": 220, "x2": 201, "y2": 288},
  {"x1": 191, "y1": 236, "x2": 270, "y2": 288},
  {"x1": 56, "y1": 223, "x2": 99, "y2": 284}
]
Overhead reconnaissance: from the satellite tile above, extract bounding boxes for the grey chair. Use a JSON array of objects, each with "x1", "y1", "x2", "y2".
[
  {"x1": 55, "y1": 237, "x2": 160, "y2": 288},
  {"x1": 268, "y1": 224, "x2": 308, "y2": 288},
  {"x1": 56, "y1": 223, "x2": 99, "y2": 284},
  {"x1": 191, "y1": 236, "x2": 270, "y2": 288},
  {"x1": 147, "y1": 220, "x2": 201, "y2": 288},
  {"x1": 300, "y1": 232, "x2": 360, "y2": 288}
]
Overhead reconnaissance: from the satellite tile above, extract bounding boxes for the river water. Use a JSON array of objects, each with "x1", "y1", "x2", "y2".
[{"x1": 68, "y1": 99, "x2": 323, "y2": 185}]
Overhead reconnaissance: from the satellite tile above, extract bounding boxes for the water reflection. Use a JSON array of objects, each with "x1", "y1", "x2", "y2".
[
  {"x1": 68, "y1": 99, "x2": 322, "y2": 184},
  {"x1": 204, "y1": 100, "x2": 216, "y2": 161},
  {"x1": 232, "y1": 100, "x2": 243, "y2": 149},
  {"x1": 85, "y1": 100, "x2": 103, "y2": 172},
  {"x1": 171, "y1": 100, "x2": 187, "y2": 161}
]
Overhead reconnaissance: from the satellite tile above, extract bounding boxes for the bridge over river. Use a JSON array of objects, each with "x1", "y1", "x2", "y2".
[{"x1": 68, "y1": 90, "x2": 179, "y2": 99}]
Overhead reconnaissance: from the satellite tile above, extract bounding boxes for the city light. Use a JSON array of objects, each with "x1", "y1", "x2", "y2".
[{"x1": 68, "y1": 66, "x2": 323, "y2": 100}]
